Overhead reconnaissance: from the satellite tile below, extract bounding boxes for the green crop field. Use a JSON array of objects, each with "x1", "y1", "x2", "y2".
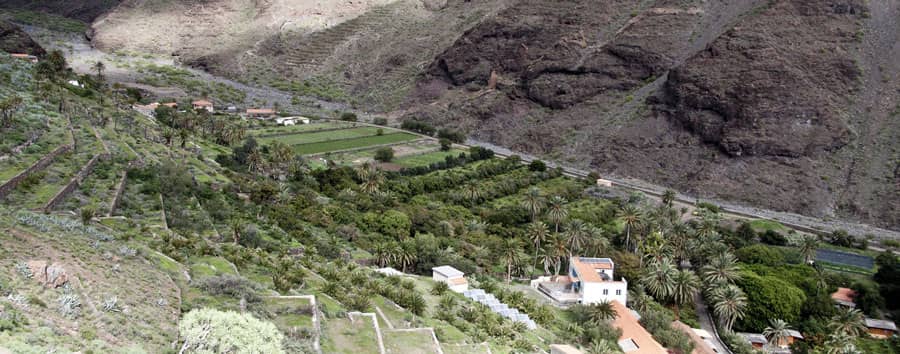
[
  {"x1": 393, "y1": 149, "x2": 467, "y2": 168},
  {"x1": 249, "y1": 121, "x2": 352, "y2": 136},
  {"x1": 257, "y1": 127, "x2": 384, "y2": 146},
  {"x1": 292, "y1": 133, "x2": 419, "y2": 155}
]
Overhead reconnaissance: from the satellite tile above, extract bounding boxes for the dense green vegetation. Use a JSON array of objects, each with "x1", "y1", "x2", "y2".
[{"x1": 0, "y1": 45, "x2": 897, "y2": 354}]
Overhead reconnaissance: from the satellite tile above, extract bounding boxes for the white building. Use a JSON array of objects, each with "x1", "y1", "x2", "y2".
[
  {"x1": 532, "y1": 257, "x2": 627, "y2": 306},
  {"x1": 432, "y1": 265, "x2": 468, "y2": 292},
  {"x1": 275, "y1": 116, "x2": 311, "y2": 126}
]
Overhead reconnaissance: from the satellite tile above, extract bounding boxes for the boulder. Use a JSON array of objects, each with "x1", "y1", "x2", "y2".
[{"x1": 24, "y1": 260, "x2": 69, "y2": 288}]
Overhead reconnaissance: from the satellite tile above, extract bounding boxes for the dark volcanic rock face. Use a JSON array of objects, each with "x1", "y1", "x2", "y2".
[
  {"x1": 0, "y1": 20, "x2": 45, "y2": 56},
  {"x1": 0, "y1": 0, "x2": 122, "y2": 22},
  {"x1": 425, "y1": 0, "x2": 672, "y2": 110},
  {"x1": 659, "y1": 1, "x2": 864, "y2": 158},
  {"x1": 409, "y1": 0, "x2": 898, "y2": 229}
]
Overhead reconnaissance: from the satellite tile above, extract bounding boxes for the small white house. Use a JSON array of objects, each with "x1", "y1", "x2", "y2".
[
  {"x1": 67, "y1": 80, "x2": 84, "y2": 88},
  {"x1": 275, "y1": 117, "x2": 311, "y2": 126},
  {"x1": 569, "y1": 257, "x2": 627, "y2": 305},
  {"x1": 432, "y1": 265, "x2": 468, "y2": 292}
]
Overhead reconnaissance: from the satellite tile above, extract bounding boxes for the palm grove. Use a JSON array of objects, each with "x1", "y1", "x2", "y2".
[{"x1": 2, "y1": 50, "x2": 898, "y2": 353}]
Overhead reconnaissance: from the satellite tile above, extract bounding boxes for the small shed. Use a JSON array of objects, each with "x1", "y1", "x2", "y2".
[
  {"x1": 432, "y1": 265, "x2": 468, "y2": 292},
  {"x1": 866, "y1": 318, "x2": 898, "y2": 338}
]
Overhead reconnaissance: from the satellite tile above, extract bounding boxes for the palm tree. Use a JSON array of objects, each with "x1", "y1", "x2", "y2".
[
  {"x1": 670, "y1": 269, "x2": 699, "y2": 320},
  {"x1": 501, "y1": 239, "x2": 522, "y2": 284},
  {"x1": 396, "y1": 246, "x2": 417, "y2": 273},
  {"x1": 763, "y1": 319, "x2": 793, "y2": 349},
  {"x1": 588, "y1": 339, "x2": 623, "y2": 354},
  {"x1": 521, "y1": 187, "x2": 545, "y2": 222},
  {"x1": 538, "y1": 248, "x2": 556, "y2": 276},
  {"x1": 710, "y1": 284, "x2": 747, "y2": 332},
  {"x1": 546, "y1": 196, "x2": 568, "y2": 233},
  {"x1": 527, "y1": 221, "x2": 550, "y2": 278},
  {"x1": 586, "y1": 301, "x2": 618, "y2": 325},
  {"x1": 547, "y1": 233, "x2": 569, "y2": 279},
  {"x1": 662, "y1": 189, "x2": 676, "y2": 208},
  {"x1": 93, "y1": 61, "x2": 105, "y2": 84},
  {"x1": 372, "y1": 243, "x2": 396, "y2": 267},
  {"x1": 357, "y1": 163, "x2": 384, "y2": 194},
  {"x1": 79, "y1": 205, "x2": 96, "y2": 226},
  {"x1": 828, "y1": 307, "x2": 867, "y2": 337},
  {"x1": 641, "y1": 258, "x2": 676, "y2": 301},
  {"x1": 585, "y1": 227, "x2": 610, "y2": 257},
  {"x1": 799, "y1": 235, "x2": 819, "y2": 264},
  {"x1": 629, "y1": 286, "x2": 653, "y2": 314},
  {"x1": 701, "y1": 252, "x2": 741, "y2": 286},
  {"x1": 618, "y1": 205, "x2": 642, "y2": 252},
  {"x1": 564, "y1": 219, "x2": 590, "y2": 255},
  {"x1": 824, "y1": 332, "x2": 862, "y2": 354},
  {"x1": 463, "y1": 184, "x2": 482, "y2": 204},
  {"x1": 229, "y1": 217, "x2": 243, "y2": 244}
]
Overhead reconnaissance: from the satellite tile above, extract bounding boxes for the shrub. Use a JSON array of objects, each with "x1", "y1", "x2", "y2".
[
  {"x1": 340, "y1": 112, "x2": 357, "y2": 121},
  {"x1": 374, "y1": 147, "x2": 394, "y2": 162},
  {"x1": 431, "y1": 282, "x2": 449, "y2": 296},
  {"x1": 376, "y1": 128, "x2": 384, "y2": 136},
  {"x1": 735, "y1": 270, "x2": 805, "y2": 331},
  {"x1": 439, "y1": 138, "x2": 452, "y2": 151},
  {"x1": 198, "y1": 275, "x2": 260, "y2": 303},
  {"x1": 401, "y1": 120, "x2": 436, "y2": 135},
  {"x1": 178, "y1": 308, "x2": 284, "y2": 353},
  {"x1": 735, "y1": 244, "x2": 784, "y2": 266},
  {"x1": 759, "y1": 230, "x2": 788, "y2": 246},
  {"x1": 437, "y1": 128, "x2": 466, "y2": 143},
  {"x1": 373, "y1": 117, "x2": 388, "y2": 125},
  {"x1": 528, "y1": 160, "x2": 547, "y2": 172}
]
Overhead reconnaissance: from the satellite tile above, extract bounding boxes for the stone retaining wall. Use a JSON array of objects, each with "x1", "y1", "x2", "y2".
[{"x1": 0, "y1": 144, "x2": 72, "y2": 199}]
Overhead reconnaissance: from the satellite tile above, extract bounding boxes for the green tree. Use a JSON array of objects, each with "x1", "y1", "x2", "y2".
[
  {"x1": 521, "y1": 187, "x2": 545, "y2": 222},
  {"x1": 564, "y1": 219, "x2": 590, "y2": 256},
  {"x1": 701, "y1": 252, "x2": 741, "y2": 286},
  {"x1": 0, "y1": 95, "x2": 23, "y2": 128},
  {"x1": 374, "y1": 147, "x2": 394, "y2": 162},
  {"x1": 546, "y1": 196, "x2": 568, "y2": 233},
  {"x1": 527, "y1": 221, "x2": 550, "y2": 277},
  {"x1": 79, "y1": 205, "x2": 96, "y2": 226},
  {"x1": 662, "y1": 189, "x2": 676, "y2": 208},
  {"x1": 641, "y1": 258, "x2": 676, "y2": 301},
  {"x1": 618, "y1": 205, "x2": 643, "y2": 252},
  {"x1": 763, "y1": 319, "x2": 792, "y2": 349},
  {"x1": 670, "y1": 269, "x2": 699, "y2": 320},
  {"x1": 710, "y1": 284, "x2": 747, "y2": 332},
  {"x1": 380, "y1": 210, "x2": 411, "y2": 239},
  {"x1": 178, "y1": 308, "x2": 284, "y2": 353},
  {"x1": 735, "y1": 270, "x2": 805, "y2": 332},
  {"x1": 799, "y1": 235, "x2": 819, "y2": 264},
  {"x1": 439, "y1": 138, "x2": 452, "y2": 151},
  {"x1": 501, "y1": 238, "x2": 523, "y2": 284},
  {"x1": 586, "y1": 301, "x2": 618, "y2": 325},
  {"x1": 828, "y1": 307, "x2": 866, "y2": 337}
]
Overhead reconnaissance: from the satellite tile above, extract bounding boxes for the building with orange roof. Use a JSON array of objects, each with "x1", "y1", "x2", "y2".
[
  {"x1": 246, "y1": 108, "x2": 276, "y2": 118},
  {"x1": 831, "y1": 287, "x2": 857, "y2": 307},
  {"x1": 192, "y1": 99, "x2": 214, "y2": 113},
  {"x1": 611, "y1": 300, "x2": 666, "y2": 354},
  {"x1": 9, "y1": 53, "x2": 38, "y2": 63},
  {"x1": 532, "y1": 257, "x2": 628, "y2": 305},
  {"x1": 671, "y1": 321, "x2": 717, "y2": 354}
]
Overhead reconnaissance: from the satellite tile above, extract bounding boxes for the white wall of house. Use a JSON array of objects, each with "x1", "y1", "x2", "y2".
[
  {"x1": 432, "y1": 272, "x2": 449, "y2": 283},
  {"x1": 449, "y1": 282, "x2": 468, "y2": 293},
  {"x1": 581, "y1": 280, "x2": 627, "y2": 305}
]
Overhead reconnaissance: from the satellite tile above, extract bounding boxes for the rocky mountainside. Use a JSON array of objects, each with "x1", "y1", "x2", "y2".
[
  {"x1": 404, "y1": 0, "x2": 899, "y2": 230},
  {"x1": 0, "y1": 0, "x2": 120, "y2": 22},
  {"x1": 4, "y1": 0, "x2": 897, "y2": 229},
  {"x1": 0, "y1": 20, "x2": 45, "y2": 56}
]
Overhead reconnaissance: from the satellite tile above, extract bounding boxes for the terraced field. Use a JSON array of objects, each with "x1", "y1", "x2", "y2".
[
  {"x1": 258, "y1": 126, "x2": 385, "y2": 146},
  {"x1": 321, "y1": 315, "x2": 381, "y2": 354}
]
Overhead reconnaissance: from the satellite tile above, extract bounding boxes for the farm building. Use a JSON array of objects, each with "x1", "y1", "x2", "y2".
[
  {"x1": 246, "y1": 108, "x2": 277, "y2": 119},
  {"x1": 275, "y1": 117, "x2": 310, "y2": 126},
  {"x1": 671, "y1": 321, "x2": 717, "y2": 354},
  {"x1": 432, "y1": 265, "x2": 468, "y2": 292},
  {"x1": 830, "y1": 287, "x2": 857, "y2": 307},
  {"x1": 192, "y1": 99, "x2": 214, "y2": 113},
  {"x1": 596, "y1": 178, "x2": 613, "y2": 187},
  {"x1": 865, "y1": 318, "x2": 897, "y2": 338},
  {"x1": 549, "y1": 344, "x2": 583, "y2": 354},
  {"x1": 611, "y1": 300, "x2": 666, "y2": 353},
  {"x1": 531, "y1": 257, "x2": 627, "y2": 306},
  {"x1": 9, "y1": 53, "x2": 38, "y2": 63}
]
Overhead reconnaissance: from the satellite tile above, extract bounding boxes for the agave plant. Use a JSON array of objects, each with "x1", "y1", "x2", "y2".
[
  {"x1": 103, "y1": 296, "x2": 120, "y2": 312},
  {"x1": 57, "y1": 293, "x2": 82, "y2": 318},
  {"x1": 14, "y1": 262, "x2": 32, "y2": 278}
]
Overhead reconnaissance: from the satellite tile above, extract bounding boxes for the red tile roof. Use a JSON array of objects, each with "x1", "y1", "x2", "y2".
[
  {"x1": 831, "y1": 287, "x2": 857, "y2": 305},
  {"x1": 192, "y1": 99, "x2": 213, "y2": 107},
  {"x1": 611, "y1": 300, "x2": 666, "y2": 354},
  {"x1": 571, "y1": 257, "x2": 613, "y2": 283},
  {"x1": 246, "y1": 108, "x2": 275, "y2": 115}
]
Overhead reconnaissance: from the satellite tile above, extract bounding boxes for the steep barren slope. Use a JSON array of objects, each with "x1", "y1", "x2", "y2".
[
  {"x1": 0, "y1": 20, "x2": 45, "y2": 55},
  {"x1": 0, "y1": 0, "x2": 121, "y2": 22},
  {"x1": 405, "y1": 0, "x2": 898, "y2": 229}
]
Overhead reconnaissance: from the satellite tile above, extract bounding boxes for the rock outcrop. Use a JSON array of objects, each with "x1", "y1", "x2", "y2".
[
  {"x1": 0, "y1": 20, "x2": 46, "y2": 56},
  {"x1": 26, "y1": 260, "x2": 70, "y2": 288}
]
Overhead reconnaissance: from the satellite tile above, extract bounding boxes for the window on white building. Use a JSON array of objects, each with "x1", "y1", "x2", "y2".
[
  {"x1": 616, "y1": 290, "x2": 622, "y2": 296},
  {"x1": 602, "y1": 289, "x2": 608, "y2": 295}
]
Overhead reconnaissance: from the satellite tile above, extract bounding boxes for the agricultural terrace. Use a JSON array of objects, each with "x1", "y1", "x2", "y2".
[{"x1": 251, "y1": 121, "x2": 460, "y2": 169}]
